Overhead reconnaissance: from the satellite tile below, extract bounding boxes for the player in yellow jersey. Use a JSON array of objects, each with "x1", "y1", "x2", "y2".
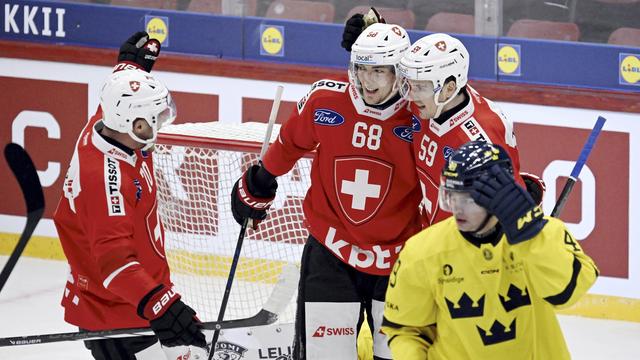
[{"x1": 382, "y1": 141, "x2": 598, "y2": 359}]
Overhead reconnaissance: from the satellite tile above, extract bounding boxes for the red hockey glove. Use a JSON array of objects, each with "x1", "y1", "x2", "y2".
[
  {"x1": 117, "y1": 31, "x2": 161, "y2": 72},
  {"x1": 520, "y1": 172, "x2": 546, "y2": 206},
  {"x1": 341, "y1": 7, "x2": 385, "y2": 51},
  {"x1": 231, "y1": 164, "x2": 278, "y2": 229},
  {"x1": 138, "y1": 285, "x2": 206, "y2": 348}
]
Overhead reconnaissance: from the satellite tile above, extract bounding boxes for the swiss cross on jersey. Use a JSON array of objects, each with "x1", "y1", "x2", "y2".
[{"x1": 335, "y1": 157, "x2": 393, "y2": 225}]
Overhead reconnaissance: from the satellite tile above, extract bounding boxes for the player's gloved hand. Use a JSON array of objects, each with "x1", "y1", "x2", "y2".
[
  {"x1": 520, "y1": 172, "x2": 546, "y2": 206},
  {"x1": 231, "y1": 164, "x2": 278, "y2": 229},
  {"x1": 118, "y1": 31, "x2": 161, "y2": 72},
  {"x1": 470, "y1": 165, "x2": 547, "y2": 245},
  {"x1": 138, "y1": 285, "x2": 206, "y2": 348},
  {"x1": 341, "y1": 7, "x2": 385, "y2": 51}
]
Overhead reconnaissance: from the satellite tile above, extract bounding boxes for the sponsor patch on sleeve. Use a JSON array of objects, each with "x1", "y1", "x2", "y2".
[
  {"x1": 104, "y1": 157, "x2": 125, "y2": 216},
  {"x1": 297, "y1": 79, "x2": 348, "y2": 113}
]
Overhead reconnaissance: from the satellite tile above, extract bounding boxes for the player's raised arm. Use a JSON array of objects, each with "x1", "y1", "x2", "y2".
[{"x1": 52, "y1": 32, "x2": 205, "y2": 359}]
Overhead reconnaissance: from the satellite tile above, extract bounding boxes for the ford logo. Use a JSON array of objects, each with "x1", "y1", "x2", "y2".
[
  {"x1": 411, "y1": 115, "x2": 421, "y2": 132},
  {"x1": 313, "y1": 109, "x2": 345, "y2": 126},
  {"x1": 393, "y1": 126, "x2": 413, "y2": 143},
  {"x1": 443, "y1": 145, "x2": 454, "y2": 159}
]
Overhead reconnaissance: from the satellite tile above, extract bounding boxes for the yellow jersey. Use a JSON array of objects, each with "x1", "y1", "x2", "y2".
[{"x1": 382, "y1": 216, "x2": 598, "y2": 360}]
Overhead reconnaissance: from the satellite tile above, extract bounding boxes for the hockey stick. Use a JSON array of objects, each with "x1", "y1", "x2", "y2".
[
  {"x1": 207, "y1": 85, "x2": 285, "y2": 359},
  {"x1": 0, "y1": 263, "x2": 298, "y2": 347},
  {"x1": 0, "y1": 143, "x2": 45, "y2": 293},
  {"x1": 551, "y1": 116, "x2": 606, "y2": 217}
]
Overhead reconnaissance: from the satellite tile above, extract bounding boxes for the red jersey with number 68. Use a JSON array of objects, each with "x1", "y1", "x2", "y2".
[
  {"x1": 53, "y1": 110, "x2": 171, "y2": 331},
  {"x1": 262, "y1": 77, "x2": 422, "y2": 276},
  {"x1": 412, "y1": 85, "x2": 524, "y2": 226}
]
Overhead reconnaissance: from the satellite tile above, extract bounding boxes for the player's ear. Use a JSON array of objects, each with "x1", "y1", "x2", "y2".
[{"x1": 440, "y1": 78, "x2": 458, "y2": 102}]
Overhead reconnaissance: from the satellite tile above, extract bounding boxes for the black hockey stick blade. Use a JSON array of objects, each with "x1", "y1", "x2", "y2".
[
  {"x1": 0, "y1": 263, "x2": 299, "y2": 347},
  {"x1": 0, "y1": 143, "x2": 45, "y2": 293},
  {"x1": 4, "y1": 143, "x2": 44, "y2": 215}
]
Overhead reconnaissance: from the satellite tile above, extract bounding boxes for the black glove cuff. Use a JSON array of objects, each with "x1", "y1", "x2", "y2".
[
  {"x1": 137, "y1": 284, "x2": 165, "y2": 319},
  {"x1": 249, "y1": 164, "x2": 278, "y2": 197}
]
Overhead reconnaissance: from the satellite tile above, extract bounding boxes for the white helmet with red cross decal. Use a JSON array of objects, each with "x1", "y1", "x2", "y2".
[
  {"x1": 348, "y1": 23, "x2": 410, "y2": 113},
  {"x1": 100, "y1": 69, "x2": 176, "y2": 146},
  {"x1": 397, "y1": 33, "x2": 469, "y2": 117}
]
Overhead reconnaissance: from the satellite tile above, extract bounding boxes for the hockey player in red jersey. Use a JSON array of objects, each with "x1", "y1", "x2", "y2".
[
  {"x1": 53, "y1": 32, "x2": 206, "y2": 360},
  {"x1": 231, "y1": 23, "x2": 421, "y2": 359},
  {"x1": 341, "y1": 16, "x2": 545, "y2": 227},
  {"x1": 397, "y1": 33, "x2": 529, "y2": 226}
]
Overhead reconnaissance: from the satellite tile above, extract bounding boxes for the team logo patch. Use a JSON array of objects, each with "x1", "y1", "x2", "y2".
[
  {"x1": 436, "y1": 41, "x2": 447, "y2": 51},
  {"x1": 411, "y1": 115, "x2": 422, "y2": 132},
  {"x1": 134, "y1": 179, "x2": 142, "y2": 201},
  {"x1": 314, "y1": 109, "x2": 345, "y2": 126},
  {"x1": 129, "y1": 81, "x2": 140, "y2": 92},
  {"x1": 213, "y1": 341, "x2": 248, "y2": 360},
  {"x1": 393, "y1": 125, "x2": 413, "y2": 143},
  {"x1": 334, "y1": 157, "x2": 393, "y2": 225},
  {"x1": 104, "y1": 157, "x2": 125, "y2": 216},
  {"x1": 443, "y1": 145, "x2": 454, "y2": 160}
]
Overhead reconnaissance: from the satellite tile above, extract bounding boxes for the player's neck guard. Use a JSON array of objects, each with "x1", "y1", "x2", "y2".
[{"x1": 93, "y1": 121, "x2": 138, "y2": 167}]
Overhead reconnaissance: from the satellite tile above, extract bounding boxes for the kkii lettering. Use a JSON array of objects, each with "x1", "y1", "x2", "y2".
[{"x1": 4, "y1": 4, "x2": 66, "y2": 37}]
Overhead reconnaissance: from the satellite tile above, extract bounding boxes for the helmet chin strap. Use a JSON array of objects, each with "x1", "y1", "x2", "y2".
[
  {"x1": 432, "y1": 86, "x2": 457, "y2": 118},
  {"x1": 128, "y1": 129, "x2": 157, "y2": 150},
  {"x1": 472, "y1": 213, "x2": 496, "y2": 236}
]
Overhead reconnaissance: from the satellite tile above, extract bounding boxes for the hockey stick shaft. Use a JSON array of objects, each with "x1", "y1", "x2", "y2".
[
  {"x1": 0, "y1": 143, "x2": 45, "y2": 293},
  {"x1": 0, "y1": 264, "x2": 298, "y2": 347},
  {"x1": 208, "y1": 85, "x2": 284, "y2": 359},
  {"x1": 551, "y1": 116, "x2": 606, "y2": 217}
]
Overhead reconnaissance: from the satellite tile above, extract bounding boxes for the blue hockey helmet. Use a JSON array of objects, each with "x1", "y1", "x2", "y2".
[{"x1": 441, "y1": 141, "x2": 513, "y2": 192}]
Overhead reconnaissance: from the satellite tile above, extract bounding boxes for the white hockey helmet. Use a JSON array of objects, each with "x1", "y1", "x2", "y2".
[
  {"x1": 348, "y1": 23, "x2": 411, "y2": 105},
  {"x1": 398, "y1": 33, "x2": 469, "y2": 117},
  {"x1": 100, "y1": 69, "x2": 176, "y2": 146}
]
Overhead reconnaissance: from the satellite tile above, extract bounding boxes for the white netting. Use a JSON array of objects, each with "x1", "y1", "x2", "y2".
[{"x1": 154, "y1": 122, "x2": 311, "y2": 325}]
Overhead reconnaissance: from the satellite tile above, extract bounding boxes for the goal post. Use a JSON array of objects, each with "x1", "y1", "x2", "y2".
[{"x1": 154, "y1": 121, "x2": 311, "y2": 325}]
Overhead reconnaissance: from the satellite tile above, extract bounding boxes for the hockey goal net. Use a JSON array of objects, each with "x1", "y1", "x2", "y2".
[{"x1": 154, "y1": 121, "x2": 311, "y2": 325}]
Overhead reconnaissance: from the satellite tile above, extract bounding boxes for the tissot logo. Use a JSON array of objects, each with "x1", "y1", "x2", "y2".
[
  {"x1": 105, "y1": 157, "x2": 125, "y2": 216},
  {"x1": 311, "y1": 326, "x2": 355, "y2": 337},
  {"x1": 4, "y1": 4, "x2": 66, "y2": 37}
]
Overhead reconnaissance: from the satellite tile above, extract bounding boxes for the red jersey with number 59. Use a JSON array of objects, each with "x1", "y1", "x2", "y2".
[
  {"x1": 53, "y1": 111, "x2": 171, "y2": 331},
  {"x1": 262, "y1": 77, "x2": 422, "y2": 276},
  {"x1": 412, "y1": 85, "x2": 523, "y2": 226}
]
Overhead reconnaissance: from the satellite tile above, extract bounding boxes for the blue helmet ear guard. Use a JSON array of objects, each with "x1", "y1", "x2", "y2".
[{"x1": 441, "y1": 141, "x2": 513, "y2": 192}]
